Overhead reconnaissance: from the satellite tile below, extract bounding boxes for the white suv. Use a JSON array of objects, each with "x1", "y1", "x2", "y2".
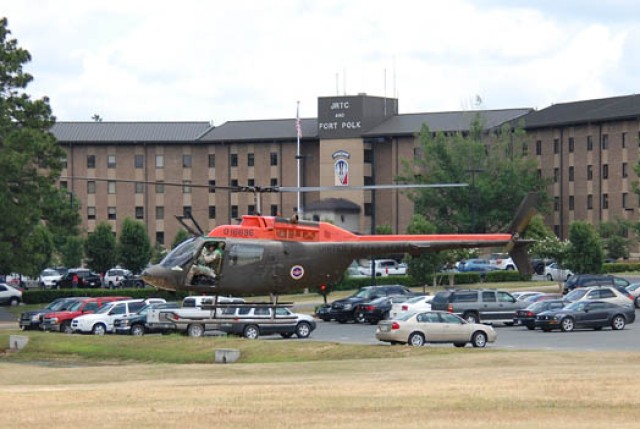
[
  {"x1": 489, "y1": 253, "x2": 516, "y2": 271},
  {"x1": 103, "y1": 268, "x2": 131, "y2": 288},
  {"x1": 564, "y1": 286, "x2": 634, "y2": 308},
  {"x1": 71, "y1": 299, "x2": 147, "y2": 335}
]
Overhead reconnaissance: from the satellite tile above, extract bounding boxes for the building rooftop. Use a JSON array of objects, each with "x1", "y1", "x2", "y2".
[{"x1": 50, "y1": 121, "x2": 211, "y2": 142}]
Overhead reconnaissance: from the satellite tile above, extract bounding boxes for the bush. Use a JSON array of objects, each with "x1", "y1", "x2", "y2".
[{"x1": 602, "y1": 262, "x2": 640, "y2": 273}]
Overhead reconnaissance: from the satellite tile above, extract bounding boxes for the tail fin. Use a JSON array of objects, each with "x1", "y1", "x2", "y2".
[{"x1": 506, "y1": 192, "x2": 539, "y2": 277}]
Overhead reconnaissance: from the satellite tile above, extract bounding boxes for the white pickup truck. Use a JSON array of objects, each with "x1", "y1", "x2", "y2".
[
  {"x1": 357, "y1": 259, "x2": 408, "y2": 277},
  {"x1": 146, "y1": 295, "x2": 245, "y2": 332}
]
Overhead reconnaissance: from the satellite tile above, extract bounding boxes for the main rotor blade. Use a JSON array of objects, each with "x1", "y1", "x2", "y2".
[{"x1": 277, "y1": 183, "x2": 468, "y2": 192}]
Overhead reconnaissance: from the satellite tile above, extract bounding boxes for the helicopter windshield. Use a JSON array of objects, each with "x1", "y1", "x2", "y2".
[{"x1": 159, "y1": 237, "x2": 202, "y2": 268}]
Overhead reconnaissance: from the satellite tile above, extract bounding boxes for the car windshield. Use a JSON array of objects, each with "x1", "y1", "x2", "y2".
[
  {"x1": 565, "y1": 301, "x2": 589, "y2": 311},
  {"x1": 41, "y1": 269, "x2": 59, "y2": 277},
  {"x1": 353, "y1": 289, "x2": 376, "y2": 299},
  {"x1": 628, "y1": 283, "x2": 640, "y2": 292},
  {"x1": 527, "y1": 301, "x2": 548, "y2": 312},
  {"x1": 96, "y1": 303, "x2": 115, "y2": 314},
  {"x1": 48, "y1": 300, "x2": 71, "y2": 311},
  {"x1": 405, "y1": 296, "x2": 425, "y2": 304},
  {"x1": 67, "y1": 301, "x2": 86, "y2": 311},
  {"x1": 368, "y1": 297, "x2": 388, "y2": 305},
  {"x1": 396, "y1": 312, "x2": 416, "y2": 321},
  {"x1": 565, "y1": 289, "x2": 587, "y2": 301}
]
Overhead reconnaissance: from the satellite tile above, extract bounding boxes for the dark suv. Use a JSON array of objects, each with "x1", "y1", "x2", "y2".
[
  {"x1": 563, "y1": 274, "x2": 630, "y2": 295},
  {"x1": 431, "y1": 289, "x2": 527, "y2": 324},
  {"x1": 328, "y1": 285, "x2": 415, "y2": 324},
  {"x1": 55, "y1": 269, "x2": 102, "y2": 288}
]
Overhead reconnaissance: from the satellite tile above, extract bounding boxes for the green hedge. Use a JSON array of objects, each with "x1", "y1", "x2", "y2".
[
  {"x1": 602, "y1": 262, "x2": 640, "y2": 273},
  {"x1": 22, "y1": 288, "x2": 188, "y2": 305}
]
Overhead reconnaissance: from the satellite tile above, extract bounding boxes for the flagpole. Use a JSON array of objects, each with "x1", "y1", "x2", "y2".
[{"x1": 296, "y1": 101, "x2": 303, "y2": 218}]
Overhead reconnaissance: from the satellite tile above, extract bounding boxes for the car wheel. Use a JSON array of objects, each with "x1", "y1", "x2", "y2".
[
  {"x1": 92, "y1": 323, "x2": 107, "y2": 335},
  {"x1": 61, "y1": 321, "x2": 73, "y2": 334},
  {"x1": 453, "y1": 342, "x2": 466, "y2": 348},
  {"x1": 243, "y1": 325, "x2": 260, "y2": 339},
  {"x1": 526, "y1": 325, "x2": 535, "y2": 331},
  {"x1": 471, "y1": 331, "x2": 488, "y2": 348},
  {"x1": 408, "y1": 332, "x2": 425, "y2": 347},
  {"x1": 295, "y1": 322, "x2": 312, "y2": 338},
  {"x1": 546, "y1": 274, "x2": 553, "y2": 281},
  {"x1": 593, "y1": 326, "x2": 603, "y2": 331},
  {"x1": 463, "y1": 312, "x2": 479, "y2": 324},
  {"x1": 560, "y1": 317, "x2": 574, "y2": 332},
  {"x1": 131, "y1": 324, "x2": 145, "y2": 336},
  {"x1": 281, "y1": 332, "x2": 294, "y2": 338},
  {"x1": 611, "y1": 315, "x2": 626, "y2": 331},
  {"x1": 368, "y1": 318, "x2": 379, "y2": 325},
  {"x1": 542, "y1": 328, "x2": 551, "y2": 332},
  {"x1": 9, "y1": 297, "x2": 19, "y2": 306},
  {"x1": 355, "y1": 310, "x2": 366, "y2": 324},
  {"x1": 635, "y1": 297, "x2": 640, "y2": 309},
  {"x1": 187, "y1": 324, "x2": 205, "y2": 337},
  {"x1": 337, "y1": 319, "x2": 347, "y2": 324}
]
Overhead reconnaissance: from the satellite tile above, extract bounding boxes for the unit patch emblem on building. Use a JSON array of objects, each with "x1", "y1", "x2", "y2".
[{"x1": 332, "y1": 150, "x2": 350, "y2": 186}]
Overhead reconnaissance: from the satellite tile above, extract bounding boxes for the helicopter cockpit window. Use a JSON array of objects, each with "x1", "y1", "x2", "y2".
[
  {"x1": 228, "y1": 244, "x2": 264, "y2": 266},
  {"x1": 159, "y1": 237, "x2": 200, "y2": 268}
]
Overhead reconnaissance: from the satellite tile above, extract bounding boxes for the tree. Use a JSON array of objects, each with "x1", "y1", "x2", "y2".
[
  {"x1": 399, "y1": 118, "x2": 548, "y2": 233},
  {"x1": 405, "y1": 214, "x2": 444, "y2": 287},
  {"x1": 117, "y1": 217, "x2": 152, "y2": 273},
  {"x1": 84, "y1": 222, "x2": 116, "y2": 274},
  {"x1": 0, "y1": 18, "x2": 73, "y2": 275},
  {"x1": 61, "y1": 236, "x2": 84, "y2": 268},
  {"x1": 565, "y1": 221, "x2": 604, "y2": 274},
  {"x1": 599, "y1": 219, "x2": 631, "y2": 261},
  {"x1": 171, "y1": 229, "x2": 191, "y2": 249}
]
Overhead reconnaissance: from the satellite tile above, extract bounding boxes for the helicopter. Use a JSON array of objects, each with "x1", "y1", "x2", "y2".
[{"x1": 137, "y1": 184, "x2": 539, "y2": 298}]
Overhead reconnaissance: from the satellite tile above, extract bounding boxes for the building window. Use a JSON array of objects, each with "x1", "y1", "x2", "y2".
[
  {"x1": 623, "y1": 163, "x2": 628, "y2": 178},
  {"x1": 135, "y1": 182, "x2": 144, "y2": 194},
  {"x1": 156, "y1": 206, "x2": 164, "y2": 220},
  {"x1": 535, "y1": 140, "x2": 542, "y2": 155},
  {"x1": 622, "y1": 132, "x2": 627, "y2": 149},
  {"x1": 156, "y1": 182, "x2": 164, "y2": 194},
  {"x1": 230, "y1": 179, "x2": 238, "y2": 191},
  {"x1": 602, "y1": 164, "x2": 608, "y2": 180},
  {"x1": 587, "y1": 165, "x2": 593, "y2": 181},
  {"x1": 183, "y1": 154, "x2": 192, "y2": 168},
  {"x1": 602, "y1": 134, "x2": 609, "y2": 150},
  {"x1": 569, "y1": 196, "x2": 574, "y2": 211},
  {"x1": 554, "y1": 225, "x2": 560, "y2": 237},
  {"x1": 364, "y1": 203, "x2": 373, "y2": 216},
  {"x1": 60, "y1": 156, "x2": 67, "y2": 169},
  {"x1": 270, "y1": 178, "x2": 278, "y2": 187},
  {"x1": 587, "y1": 136, "x2": 593, "y2": 151},
  {"x1": 554, "y1": 197, "x2": 560, "y2": 212},
  {"x1": 108, "y1": 207, "x2": 116, "y2": 220},
  {"x1": 522, "y1": 142, "x2": 528, "y2": 157},
  {"x1": 60, "y1": 181, "x2": 67, "y2": 190},
  {"x1": 248, "y1": 178, "x2": 255, "y2": 187},
  {"x1": 364, "y1": 149, "x2": 374, "y2": 163},
  {"x1": 208, "y1": 154, "x2": 215, "y2": 168},
  {"x1": 183, "y1": 206, "x2": 192, "y2": 217},
  {"x1": 568, "y1": 137, "x2": 574, "y2": 153},
  {"x1": 270, "y1": 152, "x2": 278, "y2": 166},
  {"x1": 553, "y1": 138, "x2": 559, "y2": 154},
  {"x1": 108, "y1": 181, "x2": 116, "y2": 194},
  {"x1": 231, "y1": 205, "x2": 239, "y2": 218},
  {"x1": 208, "y1": 206, "x2": 216, "y2": 219},
  {"x1": 587, "y1": 195, "x2": 593, "y2": 210},
  {"x1": 623, "y1": 193, "x2": 629, "y2": 210},
  {"x1": 602, "y1": 194, "x2": 609, "y2": 209},
  {"x1": 155, "y1": 155, "x2": 164, "y2": 168},
  {"x1": 248, "y1": 153, "x2": 255, "y2": 167},
  {"x1": 87, "y1": 181, "x2": 96, "y2": 194},
  {"x1": 135, "y1": 207, "x2": 144, "y2": 219},
  {"x1": 107, "y1": 154, "x2": 116, "y2": 168},
  {"x1": 230, "y1": 154, "x2": 238, "y2": 167},
  {"x1": 87, "y1": 155, "x2": 96, "y2": 169},
  {"x1": 248, "y1": 205, "x2": 256, "y2": 215},
  {"x1": 134, "y1": 154, "x2": 144, "y2": 169},
  {"x1": 553, "y1": 168, "x2": 559, "y2": 183},
  {"x1": 87, "y1": 206, "x2": 96, "y2": 220},
  {"x1": 155, "y1": 231, "x2": 164, "y2": 245},
  {"x1": 568, "y1": 167, "x2": 574, "y2": 182},
  {"x1": 364, "y1": 176, "x2": 374, "y2": 186},
  {"x1": 537, "y1": 169, "x2": 542, "y2": 179},
  {"x1": 270, "y1": 205, "x2": 278, "y2": 216},
  {"x1": 208, "y1": 180, "x2": 216, "y2": 193},
  {"x1": 183, "y1": 181, "x2": 192, "y2": 193}
]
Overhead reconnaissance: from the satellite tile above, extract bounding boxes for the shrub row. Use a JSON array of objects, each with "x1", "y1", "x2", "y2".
[
  {"x1": 22, "y1": 288, "x2": 188, "y2": 305},
  {"x1": 602, "y1": 262, "x2": 640, "y2": 273}
]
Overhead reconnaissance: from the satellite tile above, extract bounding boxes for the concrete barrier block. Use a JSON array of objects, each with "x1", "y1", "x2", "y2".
[
  {"x1": 9, "y1": 335, "x2": 29, "y2": 351},
  {"x1": 215, "y1": 348, "x2": 240, "y2": 363}
]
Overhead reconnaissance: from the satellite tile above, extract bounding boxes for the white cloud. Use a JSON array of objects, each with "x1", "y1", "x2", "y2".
[{"x1": 2, "y1": 0, "x2": 638, "y2": 122}]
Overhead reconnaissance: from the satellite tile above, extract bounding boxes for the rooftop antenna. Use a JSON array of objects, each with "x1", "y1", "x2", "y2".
[
  {"x1": 343, "y1": 67, "x2": 346, "y2": 95},
  {"x1": 335, "y1": 73, "x2": 339, "y2": 95}
]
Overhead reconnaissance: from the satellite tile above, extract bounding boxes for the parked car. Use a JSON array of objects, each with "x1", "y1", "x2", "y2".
[
  {"x1": 344, "y1": 261, "x2": 368, "y2": 279},
  {"x1": 563, "y1": 286, "x2": 634, "y2": 308},
  {"x1": 357, "y1": 259, "x2": 408, "y2": 277},
  {"x1": 523, "y1": 293, "x2": 564, "y2": 303},
  {"x1": 544, "y1": 263, "x2": 573, "y2": 281},
  {"x1": 0, "y1": 283, "x2": 22, "y2": 306},
  {"x1": 489, "y1": 253, "x2": 516, "y2": 270},
  {"x1": 71, "y1": 299, "x2": 147, "y2": 335},
  {"x1": 563, "y1": 274, "x2": 630, "y2": 294},
  {"x1": 511, "y1": 291, "x2": 544, "y2": 301},
  {"x1": 376, "y1": 310, "x2": 497, "y2": 347},
  {"x1": 431, "y1": 289, "x2": 527, "y2": 324},
  {"x1": 456, "y1": 259, "x2": 498, "y2": 272},
  {"x1": 42, "y1": 296, "x2": 130, "y2": 333},
  {"x1": 625, "y1": 283, "x2": 640, "y2": 308},
  {"x1": 113, "y1": 301, "x2": 180, "y2": 335},
  {"x1": 513, "y1": 299, "x2": 567, "y2": 330},
  {"x1": 535, "y1": 300, "x2": 635, "y2": 332},
  {"x1": 359, "y1": 295, "x2": 411, "y2": 324},
  {"x1": 103, "y1": 268, "x2": 132, "y2": 288},
  {"x1": 329, "y1": 285, "x2": 416, "y2": 323},
  {"x1": 54, "y1": 268, "x2": 102, "y2": 288},
  {"x1": 38, "y1": 268, "x2": 64, "y2": 289},
  {"x1": 19, "y1": 297, "x2": 84, "y2": 330},
  {"x1": 389, "y1": 295, "x2": 433, "y2": 319}
]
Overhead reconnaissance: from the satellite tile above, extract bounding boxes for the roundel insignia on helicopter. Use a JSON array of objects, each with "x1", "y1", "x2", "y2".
[{"x1": 290, "y1": 265, "x2": 305, "y2": 280}]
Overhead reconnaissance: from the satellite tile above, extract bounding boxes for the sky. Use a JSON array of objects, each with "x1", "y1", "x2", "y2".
[{"x1": 3, "y1": 0, "x2": 640, "y2": 124}]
